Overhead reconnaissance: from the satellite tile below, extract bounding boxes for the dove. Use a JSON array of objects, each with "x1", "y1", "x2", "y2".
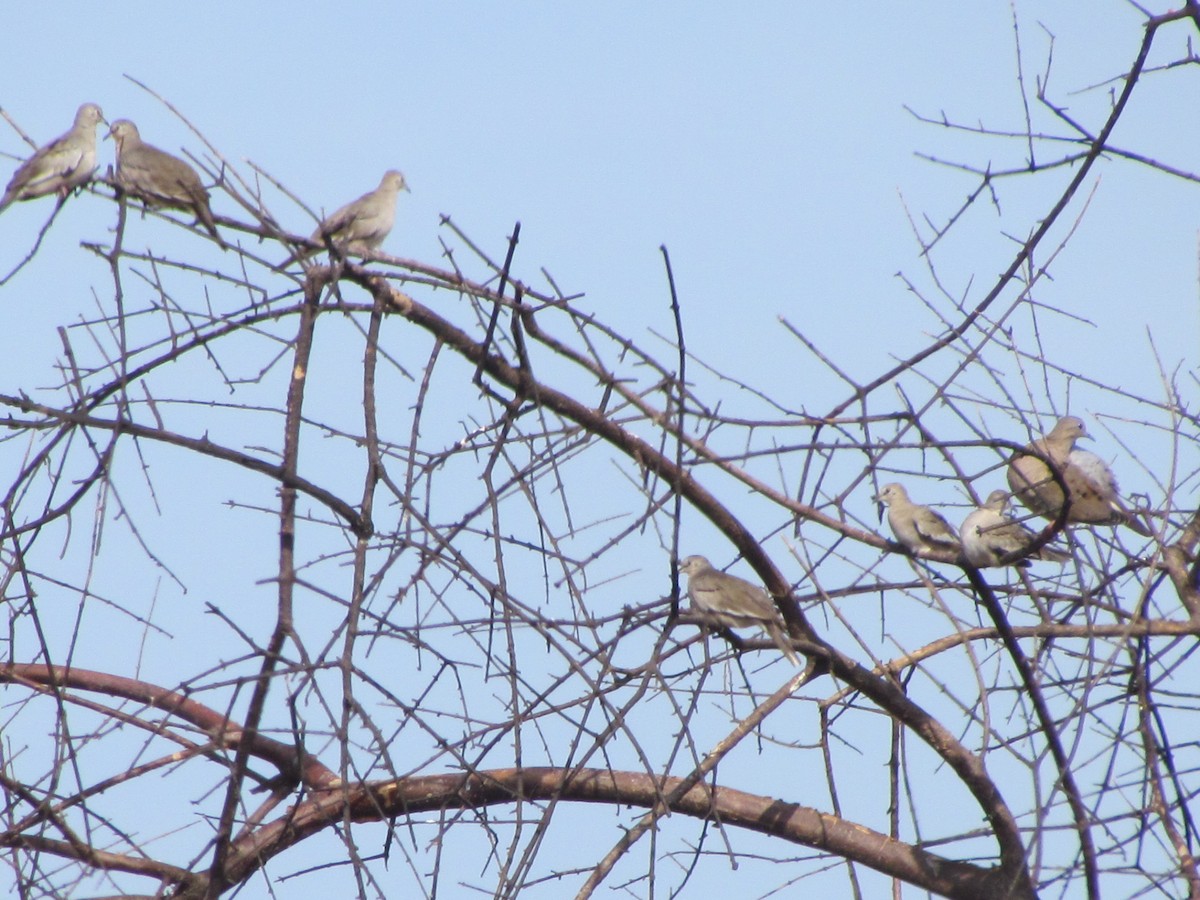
[
  {"x1": 1006, "y1": 416, "x2": 1151, "y2": 536},
  {"x1": 1, "y1": 102, "x2": 104, "y2": 212},
  {"x1": 874, "y1": 482, "x2": 961, "y2": 556},
  {"x1": 960, "y1": 490, "x2": 1070, "y2": 568},
  {"x1": 107, "y1": 119, "x2": 223, "y2": 247},
  {"x1": 678, "y1": 555, "x2": 800, "y2": 666},
  {"x1": 274, "y1": 169, "x2": 408, "y2": 270}
]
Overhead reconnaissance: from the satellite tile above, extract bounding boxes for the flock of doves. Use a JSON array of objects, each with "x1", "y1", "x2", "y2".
[
  {"x1": 0, "y1": 102, "x2": 408, "y2": 267},
  {"x1": 681, "y1": 415, "x2": 1151, "y2": 666},
  {"x1": 2, "y1": 108, "x2": 1155, "y2": 669}
]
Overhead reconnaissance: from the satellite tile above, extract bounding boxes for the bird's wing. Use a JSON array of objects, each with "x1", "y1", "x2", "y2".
[
  {"x1": 316, "y1": 192, "x2": 371, "y2": 242},
  {"x1": 912, "y1": 507, "x2": 960, "y2": 550},
  {"x1": 4, "y1": 131, "x2": 86, "y2": 200},
  {"x1": 1067, "y1": 449, "x2": 1117, "y2": 497}
]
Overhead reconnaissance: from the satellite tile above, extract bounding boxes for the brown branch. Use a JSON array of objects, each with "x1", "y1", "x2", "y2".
[
  {"x1": 206, "y1": 272, "x2": 323, "y2": 899},
  {"x1": 203, "y1": 767, "x2": 1031, "y2": 900},
  {"x1": 0, "y1": 663, "x2": 337, "y2": 788},
  {"x1": 0, "y1": 392, "x2": 369, "y2": 539}
]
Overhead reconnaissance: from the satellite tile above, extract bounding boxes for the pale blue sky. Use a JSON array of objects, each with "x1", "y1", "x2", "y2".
[
  {"x1": 1, "y1": 4, "x2": 1197, "y2": 898},
  {"x1": 2, "y1": 4, "x2": 1193, "y2": 392}
]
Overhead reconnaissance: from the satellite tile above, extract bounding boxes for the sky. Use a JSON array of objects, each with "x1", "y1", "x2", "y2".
[
  {"x1": 2, "y1": 4, "x2": 1194, "y2": 391},
  {"x1": 1, "y1": 3, "x2": 1198, "y2": 898}
]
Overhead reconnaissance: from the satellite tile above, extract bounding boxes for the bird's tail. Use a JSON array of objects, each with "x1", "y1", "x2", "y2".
[
  {"x1": 763, "y1": 621, "x2": 801, "y2": 667},
  {"x1": 1118, "y1": 509, "x2": 1153, "y2": 538},
  {"x1": 1034, "y1": 544, "x2": 1071, "y2": 564},
  {"x1": 272, "y1": 243, "x2": 317, "y2": 272},
  {"x1": 195, "y1": 202, "x2": 226, "y2": 250}
]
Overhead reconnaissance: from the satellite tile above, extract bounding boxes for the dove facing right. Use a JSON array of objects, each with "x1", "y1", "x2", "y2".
[
  {"x1": 1, "y1": 103, "x2": 104, "y2": 213},
  {"x1": 960, "y1": 490, "x2": 1070, "y2": 568},
  {"x1": 1006, "y1": 416, "x2": 1151, "y2": 537},
  {"x1": 275, "y1": 169, "x2": 408, "y2": 270}
]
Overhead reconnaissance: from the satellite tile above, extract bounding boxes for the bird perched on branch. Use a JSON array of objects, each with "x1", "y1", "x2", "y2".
[
  {"x1": 678, "y1": 555, "x2": 800, "y2": 666},
  {"x1": 960, "y1": 490, "x2": 1070, "y2": 568},
  {"x1": 1006, "y1": 416, "x2": 1151, "y2": 536},
  {"x1": 1, "y1": 102, "x2": 104, "y2": 213},
  {"x1": 874, "y1": 482, "x2": 961, "y2": 556},
  {"x1": 107, "y1": 119, "x2": 223, "y2": 247},
  {"x1": 274, "y1": 169, "x2": 408, "y2": 270}
]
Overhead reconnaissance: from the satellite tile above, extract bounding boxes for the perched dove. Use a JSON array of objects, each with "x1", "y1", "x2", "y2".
[
  {"x1": 275, "y1": 169, "x2": 408, "y2": 270},
  {"x1": 874, "y1": 483, "x2": 961, "y2": 556},
  {"x1": 960, "y1": 490, "x2": 1070, "y2": 568},
  {"x1": 108, "y1": 119, "x2": 223, "y2": 247},
  {"x1": 678, "y1": 555, "x2": 800, "y2": 666},
  {"x1": 1006, "y1": 416, "x2": 1151, "y2": 536},
  {"x1": 0, "y1": 102, "x2": 104, "y2": 213}
]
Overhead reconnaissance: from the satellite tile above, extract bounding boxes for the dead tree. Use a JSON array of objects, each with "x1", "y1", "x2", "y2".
[{"x1": 1, "y1": 8, "x2": 1198, "y2": 899}]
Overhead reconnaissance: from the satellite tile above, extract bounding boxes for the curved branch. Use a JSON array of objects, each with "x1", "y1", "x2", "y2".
[
  {"x1": 0, "y1": 392, "x2": 370, "y2": 539},
  {"x1": 222, "y1": 768, "x2": 1028, "y2": 900},
  {"x1": 1, "y1": 664, "x2": 338, "y2": 789}
]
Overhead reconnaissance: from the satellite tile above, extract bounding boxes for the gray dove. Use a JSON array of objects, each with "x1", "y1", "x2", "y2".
[
  {"x1": 678, "y1": 555, "x2": 800, "y2": 666},
  {"x1": 1, "y1": 103, "x2": 104, "y2": 212},
  {"x1": 874, "y1": 482, "x2": 961, "y2": 556},
  {"x1": 108, "y1": 119, "x2": 223, "y2": 247},
  {"x1": 1006, "y1": 416, "x2": 1150, "y2": 536},
  {"x1": 960, "y1": 490, "x2": 1070, "y2": 568},
  {"x1": 275, "y1": 169, "x2": 408, "y2": 270}
]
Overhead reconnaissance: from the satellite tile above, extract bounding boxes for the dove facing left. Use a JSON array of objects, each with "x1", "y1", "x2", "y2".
[
  {"x1": 678, "y1": 555, "x2": 800, "y2": 666},
  {"x1": 108, "y1": 119, "x2": 223, "y2": 247},
  {"x1": 874, "y1": 482, "x2": 961, "y2": 557}
]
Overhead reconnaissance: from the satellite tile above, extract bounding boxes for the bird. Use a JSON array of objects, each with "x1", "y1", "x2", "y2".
[
  {"x1": 678, "y1": 555, "x2": 800, "y2": 666},
  {"x1": 873, "y1": 482, "x2": 961, "y2": 556},
  {"x1": 960, "y1": 490, "x2": 1071, "y2": 568},
  {"x1": 107, "y1": 119, "x2": 223, "y2": 247},
  {"x1": 1, "y1": 102, "x2": 104, "y2": 213},
  {"x1": 1006, "y1": 416, "x2": 1151, "y2": 536},
  {"x1": 274, "y1": 169, "x2": 408, "y2": 270}
]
